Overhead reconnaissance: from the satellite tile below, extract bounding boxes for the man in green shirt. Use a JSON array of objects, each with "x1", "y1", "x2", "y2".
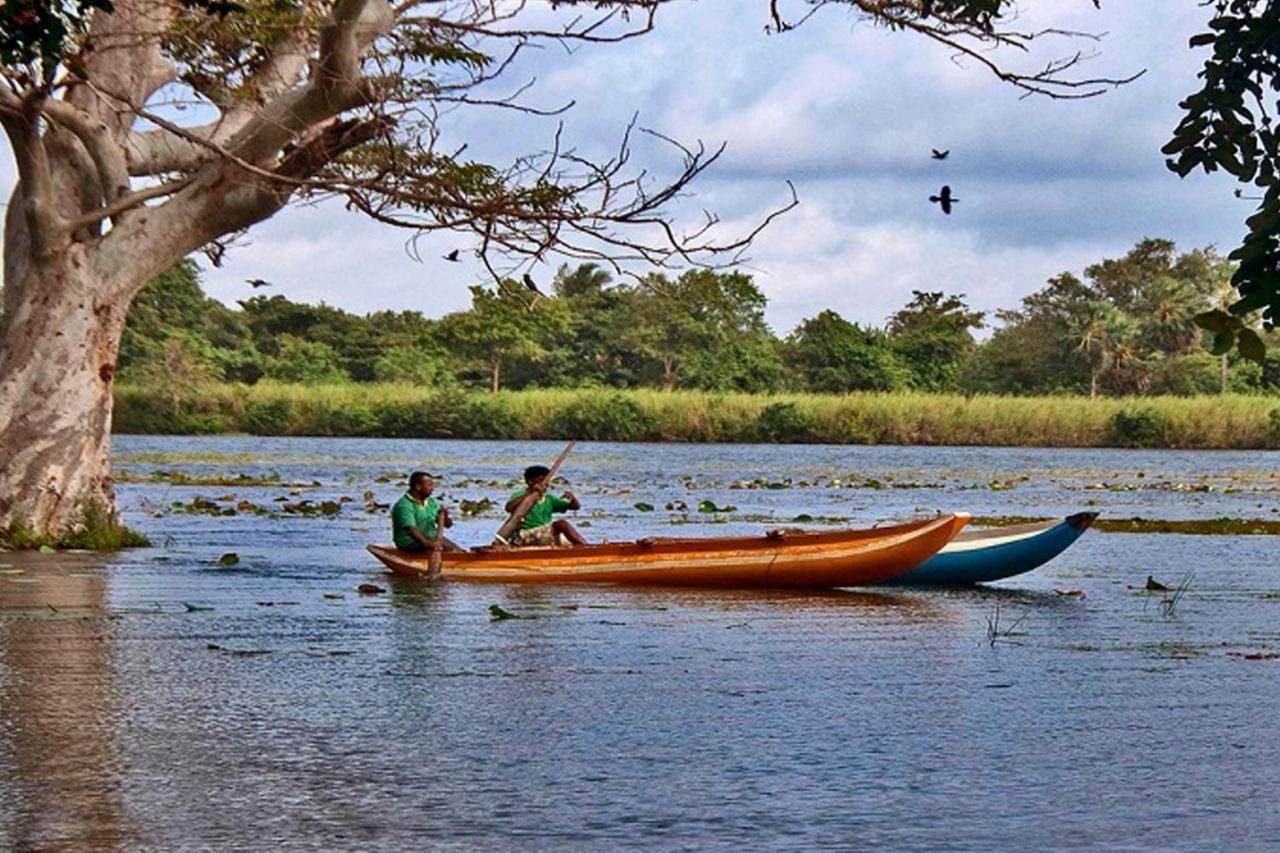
[
  {"x1": 392, "y1": 472, "x2": 463, "y2": 553},
  {"x1": 503, "y1": 464, "x2": 587, "y2": 547}
]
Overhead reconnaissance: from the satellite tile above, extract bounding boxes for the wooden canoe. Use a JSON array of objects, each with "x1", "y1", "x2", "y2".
[
  {"x1": 885, "y1": 512, "x2": 1097, "y2": 586},
  {"x1": 366, "y1": 513, "x2": 970, "y2": 588}
]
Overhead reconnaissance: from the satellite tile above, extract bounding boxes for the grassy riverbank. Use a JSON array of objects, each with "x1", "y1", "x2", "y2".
[{"x1": 113, "y1": 383, "x2": 1280, "y2": 449}]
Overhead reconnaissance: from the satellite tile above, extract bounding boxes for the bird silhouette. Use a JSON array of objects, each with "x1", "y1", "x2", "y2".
[
  {"x1": 931, "y1": 148, "x2": 949, "y2": 160},
  {"x1": 522, "y1": 273, "x2": 542, "y2": 294},
  {"x1": 245, "y1": 278, "x2": 272, "y2": 288},
  {"x1": 443, "y1": 249, "x2": 460, "y2": 262},
  {"x1": 929, "y1": 185, "x2": 958, "y2": 214}
]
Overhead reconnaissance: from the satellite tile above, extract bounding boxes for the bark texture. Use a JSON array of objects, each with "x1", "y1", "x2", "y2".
[
  {"x1": 0, "y1": 248, "x2": 125, "y2": 532},
  {"x1": 0, "y1": 0, "x2": 391, "y2": 538}
]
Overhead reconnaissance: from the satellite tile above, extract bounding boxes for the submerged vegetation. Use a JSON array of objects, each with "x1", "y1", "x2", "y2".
[
  {"x1": 114, "y1": 383, "x2": 1280, "y2": 449},
  {"x1": 0, "y1": 501, "x2": 150, "y2": 552},
  {"x1": 973, "y1": 516, "x2": 1280, "y2": 535}
]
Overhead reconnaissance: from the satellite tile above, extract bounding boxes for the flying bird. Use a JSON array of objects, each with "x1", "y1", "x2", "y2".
[
  {"x1": 931, "y1": 148, "x2": 949, "y2": 160},
  {"x1": 929, "y1": 185, "x2": 958, "y2": 215},
  {"x1": 245, "y1": 278, "x2": 272, "y2": 288},
  {"x1": 522, "y1": 273, "x2": 542, "y2": 294},
  {"x1": 443, "y1": 249, "x2": 460, "y2": 262}
]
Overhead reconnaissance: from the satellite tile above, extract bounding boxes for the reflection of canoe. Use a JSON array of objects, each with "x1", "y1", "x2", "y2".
[
  {"x1": 884, "y1": 512, "x2": 1098, "y2": 586},
  {"x1": 367, "y1": 513, "x2": 969, "y2": 588}
]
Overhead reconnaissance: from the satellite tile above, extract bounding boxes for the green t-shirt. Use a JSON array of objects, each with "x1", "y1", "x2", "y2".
[
  {"x1": 509, "y1": 489, "x2": 572, "y2": 530},
  {"x1": 392, "y1": 493, "x2": 441, "y2": 549}
]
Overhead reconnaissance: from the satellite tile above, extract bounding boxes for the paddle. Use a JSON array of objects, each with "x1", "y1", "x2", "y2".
[
  {"x1": 427, "y1": 504, "x2": 446, "y2": 577},
  {"x1": 493, "y1": 440, "x2": 576, "y2": 544}
]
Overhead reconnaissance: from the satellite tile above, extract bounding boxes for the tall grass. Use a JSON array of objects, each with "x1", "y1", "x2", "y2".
[{"x1": 113, "y1": 382, "x2": 1280, "y2": 449}]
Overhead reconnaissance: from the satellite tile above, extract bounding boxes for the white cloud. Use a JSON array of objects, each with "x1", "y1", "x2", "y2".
[{"x1": 0, "y1": 0, "x2": 1248, "y2": 335}]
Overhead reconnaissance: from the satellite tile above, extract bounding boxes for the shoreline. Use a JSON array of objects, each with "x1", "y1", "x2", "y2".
[{"x1": 114, "y1": 383, "x2": 1280, "y2": 450}]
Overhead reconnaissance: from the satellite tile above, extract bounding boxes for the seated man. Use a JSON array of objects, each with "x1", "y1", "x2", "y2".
[
  {"x1": 392, "y1": 471, "x2": 464, "y2": 553},
  {"x1": 504, "y1": 465, "x2": 588, "y2": 547}
]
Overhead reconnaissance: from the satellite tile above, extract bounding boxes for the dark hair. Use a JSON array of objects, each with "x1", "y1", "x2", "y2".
[
  {"x1": 524, "y1": 465, "x2": 550, "y2": 482},
  {"x1": 409, "y1": 471, "x2": 432, "y2": 488}
]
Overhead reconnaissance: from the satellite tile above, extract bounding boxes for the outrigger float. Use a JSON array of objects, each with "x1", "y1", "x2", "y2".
[{"x1": 886, "y1": 512, "x2": 1098, "y2": 586}]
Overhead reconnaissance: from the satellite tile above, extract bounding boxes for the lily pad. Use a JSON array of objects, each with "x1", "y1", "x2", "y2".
[
  {"x1": 38, "y1": 545, "x2": 56, "y2": 554},
  {"x1": 217, "y1": 552, "x2": 240, "y2": 566},
  {"x1": 633, "y1": 502, "x2": 655, "y2": 512},
  {"x1": 489, "y1": 604, "x2": 524, "y2": 621},
  {"x1": 697, "y1": 500, "x2": 737, "y2": 513}
]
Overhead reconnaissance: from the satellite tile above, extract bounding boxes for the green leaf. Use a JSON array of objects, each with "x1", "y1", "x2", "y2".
[
  {"x1": 1194, "y1": 309, "x2": 1235, "y2": 333},
  {"x1": 633, "y1": 502, "x2": 655, "y2": 512},
  {"x1": 1237, "y1": 328, "x2": 1267, "y2": 363},
  {"x1": 489, "y1": 604, "x2": 521, "y2": 621},
  {"x1": 1211, "y1": 329, "x2": 1237, "y2": 355},
  {"x1": 217, "y1": 552, "x2": 240, "y2": 565}
]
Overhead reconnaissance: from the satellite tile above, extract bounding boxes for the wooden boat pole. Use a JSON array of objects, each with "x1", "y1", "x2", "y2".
[
  {"x1": 427, "y1": 504, "x2": 446, "y2": 577},
  {"x1": 494, "y1": 440, "x2": 576, "y2": 544}
]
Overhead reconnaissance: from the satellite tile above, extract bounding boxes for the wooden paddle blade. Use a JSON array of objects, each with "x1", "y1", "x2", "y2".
[{"x1": 428, "y1": 507, "x2": 446, "y2": 575}]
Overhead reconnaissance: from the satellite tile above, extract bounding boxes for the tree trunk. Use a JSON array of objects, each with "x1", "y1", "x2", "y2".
[
  {"x1": 0, "y1": 247, "x2": 131, "y2": 536},
  {"x1": 490, "y1": 358, "x2": 501, "y2": 393},
  {"x1": 1220, "y1": 353, "x2": 1229, "y2": 395},
  {"x1": 662, "y1": 357, "x2": 676, "y2": 392},
  {"x1": 1089, "y1": 366, "x2": 1099, "y2": 400}
]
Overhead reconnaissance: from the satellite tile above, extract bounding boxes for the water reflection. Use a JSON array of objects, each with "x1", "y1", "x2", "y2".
[{"x1": 0, "y1": 555, "x2": 131, "y2": 850}]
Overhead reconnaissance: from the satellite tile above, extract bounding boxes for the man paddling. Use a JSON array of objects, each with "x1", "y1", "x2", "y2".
[
  {"x1": 392, "y1": 472, "x2": 464, "y2": 554},
  {"x1": 504, "y1": 465, "x2": 587, "y2": 547}
]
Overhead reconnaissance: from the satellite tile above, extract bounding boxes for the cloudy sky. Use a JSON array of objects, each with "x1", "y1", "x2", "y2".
[{"x1": 0, "y1": 1, "x2": 1250, "y2": 333}]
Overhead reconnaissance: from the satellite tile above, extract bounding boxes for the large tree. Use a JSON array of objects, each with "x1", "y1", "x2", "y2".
[
  {"x1": 0, "y1": 0, "x2": 1131, "y2": 538},
  {"x1": 886, "y1": 290, "x2": 985, "y2": 392},
  {"x1": 785, "y1": 309, "x2": 907, "y2": 393}
]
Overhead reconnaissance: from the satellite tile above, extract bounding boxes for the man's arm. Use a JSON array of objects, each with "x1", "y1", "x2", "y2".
[
  {"x1": 504, "y1": 489, "x2": 535, "y2": 514},
  {"x1": 405, "y1": 523, "x2": 434, "y2": 547},
  {"x1": 559, "y1": 491, "x2": 581, "y2": 512}
]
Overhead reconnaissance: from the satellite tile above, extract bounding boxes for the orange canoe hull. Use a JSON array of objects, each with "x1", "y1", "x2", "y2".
[{"x1": 366, "y1": 514, "x2": 969, "y2": 588}]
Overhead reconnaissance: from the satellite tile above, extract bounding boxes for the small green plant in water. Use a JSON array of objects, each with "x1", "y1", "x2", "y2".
[
  {"x1": 1159, "y1": 573, "x2": 1194, "y2": 617},
  {"x1": 489, "y1": 604, "x2": 523, "y2": 621},
  {"x1": 985, "y1": 604, "x2": 1029, "y2": 647}
]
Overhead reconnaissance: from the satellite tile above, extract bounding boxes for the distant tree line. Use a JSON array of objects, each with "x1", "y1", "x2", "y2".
[{"x1": 120, "y1": 238, "x2": 1280, "y2": 399}]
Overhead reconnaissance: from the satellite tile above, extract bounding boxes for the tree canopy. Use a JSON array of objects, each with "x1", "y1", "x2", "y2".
[{"x1": 120, "y1": 240, "x2": 1280, "y2": 399}]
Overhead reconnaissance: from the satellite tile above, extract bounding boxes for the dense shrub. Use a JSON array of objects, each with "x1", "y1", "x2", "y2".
[
  {"x1": 739, "y1": 402, "x2": 819, "y2": 443},
  {"x1": 1110, "y1": 407, "x2": 1175, "y2": 448},
  {"x1": 370, "y1": 398, "x2": 438, "y2": 438},
  {"x1": 547, "y1": 392, "x2": 654, "y2": 441},
  {"x1": 461, "y1": 394, "x2": 524, "y2": 439},
  {"x1": 241, "y1": 399, "x2": 293, "y2": 435}
]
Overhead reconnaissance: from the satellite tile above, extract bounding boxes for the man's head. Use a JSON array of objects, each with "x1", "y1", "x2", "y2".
[
  {"x1": 408, "y1": 471, "x2": 435, "y2": 498},
  {"x1": 524, "y1": 465, "x2": 550, "y2": 487}
]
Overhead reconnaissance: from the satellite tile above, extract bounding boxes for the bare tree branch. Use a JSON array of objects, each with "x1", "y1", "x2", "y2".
[{"x1": 0, "y1": 89, "x2": 68, "y2": 254}]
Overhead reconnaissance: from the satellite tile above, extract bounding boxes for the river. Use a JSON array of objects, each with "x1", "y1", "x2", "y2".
[{"x1": 2, "y1": 438, "x2": 1279, "y2": 849}]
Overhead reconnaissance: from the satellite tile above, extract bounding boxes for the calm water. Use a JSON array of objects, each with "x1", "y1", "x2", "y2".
[{"x1": 2, "y1": 438, "x2": 1280, "y2": 849}]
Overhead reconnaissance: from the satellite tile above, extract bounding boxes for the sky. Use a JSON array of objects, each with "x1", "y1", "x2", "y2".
[{"x1": 0, "y1": 0, "x2": 1251, "y2": 334}]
